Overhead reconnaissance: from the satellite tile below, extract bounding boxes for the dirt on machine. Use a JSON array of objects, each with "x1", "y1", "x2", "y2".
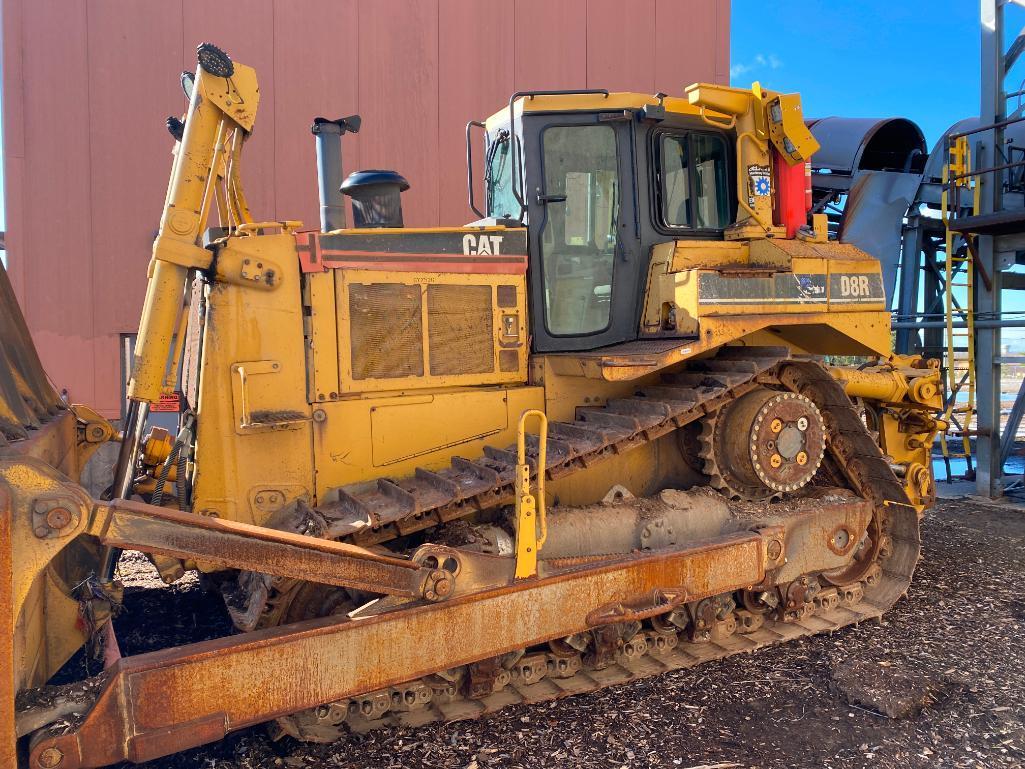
[{"x1": 0, "y1": 43, "x2": 946, "y2": 768}]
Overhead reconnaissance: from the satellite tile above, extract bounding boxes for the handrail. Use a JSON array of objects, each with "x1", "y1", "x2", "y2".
[
  {"x1": 947, "y1": 113, "x2": 1025, "y2": 141},
  {"x1": 465, "y1": 120, "x2": 486, "y2": 219},
  {"x1": 513, "y1": 409, "x2": 548, "y2": 579}
]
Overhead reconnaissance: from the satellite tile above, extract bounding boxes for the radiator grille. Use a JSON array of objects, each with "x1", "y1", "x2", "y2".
[
  {"x1": 427, "y1": 284, "x2": 494, "y2": 376},
  {"x1": 349, "y1": 283, "x2": 424, "y2": 380}
]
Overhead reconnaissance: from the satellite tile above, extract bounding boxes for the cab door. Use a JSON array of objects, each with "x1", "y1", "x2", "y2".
[{"x1": 524, "y1": 115, "x2": 641, "y2": 352}]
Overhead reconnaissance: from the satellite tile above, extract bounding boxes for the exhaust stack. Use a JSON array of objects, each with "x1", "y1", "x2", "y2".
[{"x1": 312, "y1": 115, "x2": 361, "y2": 232}]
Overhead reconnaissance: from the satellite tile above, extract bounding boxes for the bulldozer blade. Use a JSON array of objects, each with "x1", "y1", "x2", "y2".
[
  {"x1": 2, "y1": 486, "x2": 17, "y2": 769},
  {"x1": 26, "y1": 528, "x2": 776, "y2": 768}
]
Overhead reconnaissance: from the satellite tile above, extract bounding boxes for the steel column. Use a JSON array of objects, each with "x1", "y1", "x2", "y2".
[
  {"x1": 976, "y1": 0, "x2": 1005, "y2": 497},
  {"x1": 895, "y1": 214, "x2": 923, "y2": 354}
]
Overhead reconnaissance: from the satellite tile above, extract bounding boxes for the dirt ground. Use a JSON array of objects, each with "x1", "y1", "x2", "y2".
[{"x1": 77, "y1": 497, "x2": 1025, "y2": 769}]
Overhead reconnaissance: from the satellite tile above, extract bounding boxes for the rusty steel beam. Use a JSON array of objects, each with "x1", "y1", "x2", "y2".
[
  {"x1": 89, "y1": 499, "x2": 441, "y2": 599},
  {"x1": 28, "y1": 530, "x2": 773, "y2": 768}
]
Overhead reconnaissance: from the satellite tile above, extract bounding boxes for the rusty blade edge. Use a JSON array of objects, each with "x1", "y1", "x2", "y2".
[{"x1": 29, "y1": 532, "x2": 766, "y2": 769}]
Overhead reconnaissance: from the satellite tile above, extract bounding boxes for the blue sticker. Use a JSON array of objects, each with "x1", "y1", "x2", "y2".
[{"x1": 748, "y1": 164, "x2": 771, "y2": 197}]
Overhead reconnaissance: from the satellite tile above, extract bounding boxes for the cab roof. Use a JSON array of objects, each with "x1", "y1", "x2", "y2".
[{"x1": 484, "y1": 91, "x2": 729, "y2": 130}]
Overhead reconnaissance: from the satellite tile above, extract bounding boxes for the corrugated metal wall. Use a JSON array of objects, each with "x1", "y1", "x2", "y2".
[{"x1": 2, "y1": 0, "x2": 729, "y2": 416}]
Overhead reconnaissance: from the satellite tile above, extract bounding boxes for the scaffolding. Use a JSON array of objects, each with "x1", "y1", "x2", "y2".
[
  {"x1": 940, "y1": 135, "x2": 978, "y2": 479},
  {"x1": 885, "y1": 0, "x2": 1025, "y2": 498}
]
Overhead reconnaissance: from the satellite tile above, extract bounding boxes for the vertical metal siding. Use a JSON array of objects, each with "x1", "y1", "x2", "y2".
[
  {"x1": 2, "y1": 0, "x2": 728, "y2": 416},
  {"x1": 357, "y1": 0, "x2": 441, "y2": 226},
  {"x1": 514, "y1": 0, "x2": 588, "y2": 88},
  {"x1": 586, "y1": 0, "x2": 656, "y2": 92},
  {"x1": 86, "y1": 1, "x2": 185, "y2": 409},
  {"x1": 437, "y1": 0, "x2": 515, "y2": 225}
]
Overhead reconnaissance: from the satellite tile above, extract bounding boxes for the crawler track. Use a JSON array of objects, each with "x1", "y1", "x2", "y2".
[
  {"x1": 238, "y1": 352, "x2": 919, "y2": 743},
  {"x1": 231, "y1": 347, "x2": 789, "y2": 630}
]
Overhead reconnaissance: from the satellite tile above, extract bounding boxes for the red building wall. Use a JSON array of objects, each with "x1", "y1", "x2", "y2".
[{"x1": 2, "y1": 0, "x2": 729, "y2": 417}]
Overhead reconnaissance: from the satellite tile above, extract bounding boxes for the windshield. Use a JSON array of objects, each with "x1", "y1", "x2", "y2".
[{"x1": 486, "y1": 130, "x2": 519, "y2": 219}]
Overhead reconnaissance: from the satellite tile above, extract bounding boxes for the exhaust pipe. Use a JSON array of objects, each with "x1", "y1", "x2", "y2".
[{"x1": 312, "y1": 115, "x2": 361, "y2": 232}]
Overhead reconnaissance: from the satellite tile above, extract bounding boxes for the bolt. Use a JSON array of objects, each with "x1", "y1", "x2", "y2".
[
  {"x1": 766, "y1": 539, "x2": 783, "y2": 560},
  {"x1": 797, "y1": 416, "x2": 809, "y2": 431},
  {"x1": 312, "y1": 409, "x2": 327, "y2": 423},
  {"x1": 37, "y1": 747, "x2": 64, "y2": 768},
  {"x1": 34, "y1": 525, "x2": 50, "y2": 538},
  {"x1": 45, "y1": 507, "x2": 72, "y2": 530},
  {"x1": 431, "y1": 574, "x2": 453, "y2": 598}
]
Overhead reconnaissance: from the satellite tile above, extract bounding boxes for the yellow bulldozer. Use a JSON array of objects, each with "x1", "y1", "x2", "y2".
[{"x1": 2, "y1": 44, "x2": 945, "y2": 768}]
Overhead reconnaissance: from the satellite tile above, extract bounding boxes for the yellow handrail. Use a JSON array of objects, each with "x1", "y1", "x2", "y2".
[{"x1": 513, "y1": 409, "x2": 548, "y2": 579}]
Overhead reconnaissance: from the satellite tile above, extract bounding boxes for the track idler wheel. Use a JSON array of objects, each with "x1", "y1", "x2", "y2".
[{"x1": 700, "y1": 388, "x2": 826, "y2": 501}]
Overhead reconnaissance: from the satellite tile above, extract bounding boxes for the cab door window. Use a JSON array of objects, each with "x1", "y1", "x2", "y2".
[
  {"x1": 539, "y1": 124, "x2": 619, "y2": 336},
  {"x1": 654, "y1": 132, "x2": 730, "y2": 231}
]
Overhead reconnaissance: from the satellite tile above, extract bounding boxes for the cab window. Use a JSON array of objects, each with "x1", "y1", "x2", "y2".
[
  {"x1": 654, "y1": 132, "x2": 730, "y2": 230},
  {"x1": 539, "y1": 124, "x2": 619, "y2": 336}
]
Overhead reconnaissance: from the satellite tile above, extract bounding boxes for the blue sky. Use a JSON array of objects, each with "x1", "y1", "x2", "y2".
[{"x1": 730, "y1": 1, "x2": 981, "y2": 148}]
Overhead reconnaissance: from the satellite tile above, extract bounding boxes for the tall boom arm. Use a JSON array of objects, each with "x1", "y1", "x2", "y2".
[{"x1": 108, "y1": 45, "x2": 260, "y2": 527}]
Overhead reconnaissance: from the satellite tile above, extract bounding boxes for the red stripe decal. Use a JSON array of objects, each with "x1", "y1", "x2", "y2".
[
  {"x1": 294, "y1": 238, "x2": 528, "y2": 274},
  {"x1": 319, "y1": 258, "x2": 527, "y2": 275}
]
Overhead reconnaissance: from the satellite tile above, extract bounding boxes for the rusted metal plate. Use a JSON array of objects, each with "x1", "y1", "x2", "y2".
[
  {"x1": 1, "y1": 485, "x2": 16, "y2": 769},
  {"x1": 0, "y1": 260, "x2": 63, "y2": 440},
  {"x1": 92, "y1": 499, "x2": 433, "y2": 599},
  {"x1": 29, "y1": 532, "x2": 766, "y2": 768}
]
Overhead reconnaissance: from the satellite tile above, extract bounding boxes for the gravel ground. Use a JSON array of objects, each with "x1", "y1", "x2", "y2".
[{"x1": 88, "y1": 497, "x2": 1024, "y2": 769}]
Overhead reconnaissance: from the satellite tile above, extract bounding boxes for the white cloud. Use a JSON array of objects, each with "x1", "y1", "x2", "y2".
[{"x1": 730, "y1": 53, "x2": 783, "y2": 81}]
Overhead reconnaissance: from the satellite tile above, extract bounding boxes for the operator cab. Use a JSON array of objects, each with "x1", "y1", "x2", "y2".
[{"x1": 474, "y1": 92, "x2": 737, "y2": 353}]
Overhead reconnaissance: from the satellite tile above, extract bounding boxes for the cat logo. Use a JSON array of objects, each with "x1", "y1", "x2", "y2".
[
  {"x1": 463, "y1": 233, "x2": 503, "y2": 256},
  {"x1": 839, "y1": 274, "x2": 872, "y2": 297}
]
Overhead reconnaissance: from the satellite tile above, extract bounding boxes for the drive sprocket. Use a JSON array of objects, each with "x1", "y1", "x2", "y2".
[{"x1": 699, "y1": 387, "x2": 826, "y2": 501}]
